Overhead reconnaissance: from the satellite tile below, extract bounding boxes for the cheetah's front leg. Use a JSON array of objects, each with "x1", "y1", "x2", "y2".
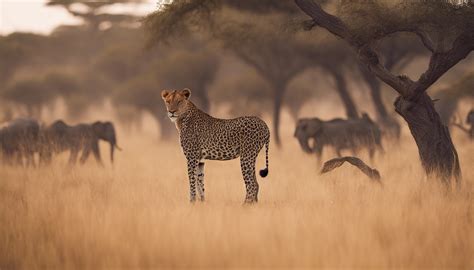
[
  {"x1": 186, "y1": 158, "x2": 199, "y2": 202},
  {"x1": 195, "y1": 162, "x2": 205, "y2": 201}
]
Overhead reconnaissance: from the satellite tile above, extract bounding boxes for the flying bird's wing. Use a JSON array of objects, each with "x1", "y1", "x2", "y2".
[{"x1": 320, "y1": 156, "x2": 382, "y2": 183}]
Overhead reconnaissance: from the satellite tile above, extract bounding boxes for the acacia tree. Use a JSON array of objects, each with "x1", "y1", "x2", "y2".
[
  {"x1": 155, "y1": 48, "x2": 218, "y2": 113},
  {"x1": 357, "y1": 34, "x2": 427, "y2": 137},
  {"x1": 215, "y1": 18, "x2": 315, "y2": 145},
  {"x1": 2, "y1": 76, "x2": 58, "y2": 118},
  {"x1": 435, "y1": 72, "x2": 474, "y2": 124},
  {"x1": 309, "y1": 40, "x2": 359, "y2": 119},
  {"x1": 146, "y1": 1, "x2": 364, "y2": 145},
  {"x1": 295, "y1": 0, "x2": 474, "y2": 183},
  {"x1": 0, "y1": 37, "x2": 25, "y2": 90},
  {"x1": 0, "y1": 33, "x2": 48, "y2": 89},
  {"x1": 212, "y1": 70, "x2": 273, "y2": 118},
  {"x1": 47, "y1": 0, "x2": 142, "y2": 31},
  {"x1": 113, "y1": 44, "x2": 219, "y2": 140}
]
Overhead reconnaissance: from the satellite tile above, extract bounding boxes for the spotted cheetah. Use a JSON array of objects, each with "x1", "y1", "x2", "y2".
[{"x1": 161, "y1": 88, "x2": 270, "y2": 203}]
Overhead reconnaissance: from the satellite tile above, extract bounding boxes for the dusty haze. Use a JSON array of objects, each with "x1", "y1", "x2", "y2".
[
  {"x1": 1, "y1": 1, "x2": 474, "y2": 268},
  {"x1": 0, "y1": 110, "x2": 473, "y2": 269}
]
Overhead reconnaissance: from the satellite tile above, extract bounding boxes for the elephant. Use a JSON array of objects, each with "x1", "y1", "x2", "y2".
[
  {"x1": 294, "y1": 114, "x2": 384, "y2": 162},
  {"x1": 0, "y1": 118, "x2": 40, "y2": 166},
  {"x1": 39, "y1": 120, "x2": 121, "y2": 165}
]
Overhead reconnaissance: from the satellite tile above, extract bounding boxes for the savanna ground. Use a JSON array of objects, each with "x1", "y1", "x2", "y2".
[{"x1": 0, "y1": 115, "x2": 473, "y2": 269}]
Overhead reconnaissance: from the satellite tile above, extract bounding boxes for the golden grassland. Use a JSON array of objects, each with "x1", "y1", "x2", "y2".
[{"x1": 0, "y1": 122, "x2": 473, "y2": 269}]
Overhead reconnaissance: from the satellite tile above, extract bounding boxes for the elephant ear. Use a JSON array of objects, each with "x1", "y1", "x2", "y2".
[
  {"x1": 298, "y1": 120, "x2": 308, "y2": 131},
  {"x1": 52, "y1": 120, "x2": 67, "y2": 128},
  {"x1": 311, "y1": 118, "x2": 324, "y2": 134},
  {"x1": 51, "y1": 120, "x2": 68, "y2": 132},
  {"x1": 103, "y1": 122, "x2": 115, "y2": 132},
  {"x1": 92, "y1": 121, "x2": 103, "y2": 133}
]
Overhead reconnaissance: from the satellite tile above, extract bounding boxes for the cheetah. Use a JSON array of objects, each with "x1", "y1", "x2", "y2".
[{"x1": 161, "y1": 88, "x2": 270, "y2": 203}]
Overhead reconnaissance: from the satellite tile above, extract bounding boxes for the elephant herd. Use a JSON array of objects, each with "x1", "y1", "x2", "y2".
[
  {"x1": 294, "y1": 113, "x2": 384, "y2": 162},
  {"x1": 0, "y1": 118, "x2": 120, "y2": 166},
  {"x1": 2, "y1": 110, "x2": 470, "y2": 168}
]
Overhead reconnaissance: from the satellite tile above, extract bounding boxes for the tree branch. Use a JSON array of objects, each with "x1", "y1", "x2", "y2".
[
  {"x1": 295, "y1": 0, "x2": 413, "y2": 96},
  {"x1": 414, "y1": 30, "x2": 435, "y2": 53},
  {"x1": 294, "y1": 0, "x2": 350, "y2": 42},
  {"x1": 295, "y1": 0, "x2": 474, "y2": 100},
  {"x1": 412, "y1": 32, "x2": 474, "y2": 100}
]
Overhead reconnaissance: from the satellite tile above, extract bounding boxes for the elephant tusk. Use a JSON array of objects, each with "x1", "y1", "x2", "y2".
[{"x1": 115, "y1": 145, "x2": 123, "y2": 151}]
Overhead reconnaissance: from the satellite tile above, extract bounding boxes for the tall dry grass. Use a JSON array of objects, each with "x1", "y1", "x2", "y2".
[{"x1": 0, "y1": 120, "x2": 473, "y2": 269}]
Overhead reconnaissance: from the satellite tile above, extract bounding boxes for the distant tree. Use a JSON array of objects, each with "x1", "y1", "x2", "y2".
[
  {"x1": 47, "y1": 0, "x2": 143, "y2": 31},
  {"x1": 113, "y1": 44, "x2": 219, "y2": 139},
  {"x1": 435, "y1": 72, "x2": 474, "y2": 124},
  {"x1": 296, "y1": 0, "x2": 474, "y2": 183},
  {"x1": 214, "y1": 17, "x2": 316, "y2": 145},
  {"x1": 114, "y1": 72, "x2": 174, "y2": 139},
  {"x1": 94, "y1": 44, "x2": 143, "y2": 83},
  {"x1": 0, "y1": 37, "x2": 24, "y2": 90},
  {"x1": 0, "y1": 33, "x2": 47, "y2": 89},
  {"x1": 284, "y1": 81, "x2": 317, "y2": 121},
  {"x1": 61, "y1": 69, "x2": 109, "y2": 120},
  {"x1": 154, "y1": 46, "x2": 219, "y2": 113},
  {"x1": 2, "y1": 77, "x2": 57, "y2": 118},
  {"x1": 211, "y1": 70, "x2": 272, "y2": 117},
  {"x1": 305, "y1": 37, "x2": 359, "y2": 119}
]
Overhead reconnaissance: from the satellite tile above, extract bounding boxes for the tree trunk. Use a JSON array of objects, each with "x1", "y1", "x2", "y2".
[
  {"x1": 193, "y1": 88, "x2": 210, "y2": 113},
  {"x1": 156, "y1": 113, "x2": 175, "y2": 140},
  {"x1": 328, "y1": 69, "x2": 358, "y2": 119},
  {"x1": 149, "y1": 107, "x2": 175, "y2": 140},
  {"x1": 360, "y1": 67, "x2": 388, "y2": 118},
  {"x1": 360, "y1": 65, "x2": 401, "y2": 138},
  {"x1": 272, "y1": 83, "x2": 286, "y2": 147},
  {"x1": 395, "y1": 93, "x2": 461, "y2": 184}
]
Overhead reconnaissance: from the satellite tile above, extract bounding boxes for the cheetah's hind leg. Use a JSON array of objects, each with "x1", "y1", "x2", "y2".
[{"x1": 240, "y1": 153, "x2": 259, "y2": 204}]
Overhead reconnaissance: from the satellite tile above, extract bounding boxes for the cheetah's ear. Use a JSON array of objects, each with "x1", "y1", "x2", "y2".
[
  {"x1": 181, "y1": 88, "x2": 191, "y2": 99},
  {"x1": 161, "y1": 90, "x2": 170, "y2": 100}
]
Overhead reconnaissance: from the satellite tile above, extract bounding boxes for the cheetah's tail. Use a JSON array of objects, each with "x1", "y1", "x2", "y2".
[{"x1": 259, "y1": 137, "x2": 269, "y2": 178}]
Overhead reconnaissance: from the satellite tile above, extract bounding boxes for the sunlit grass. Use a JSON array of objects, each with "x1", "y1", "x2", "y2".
[{"x1": 0, "y1": 121, "x2": 473, "y2": 269}]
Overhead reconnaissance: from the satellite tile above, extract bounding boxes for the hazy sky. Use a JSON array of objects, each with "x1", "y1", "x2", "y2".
[{"x1": 0, "y1": 0, "x2": 157, "y2": 35}]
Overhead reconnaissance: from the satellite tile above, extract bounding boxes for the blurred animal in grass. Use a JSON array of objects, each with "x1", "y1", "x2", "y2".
[
  {"x1": 294, "y1": 114, "x2": 384, "y2": 162},
  {"x1": 0, "y1": 118, "x2": 40, "y2": 166},
  {"x1": 320, "y1": 156, "x2": 382, "y2": 184},
  {"x1": 39, "y1": 120, "x2": 121, "y2": 165},
  {"x1": 451, "y1": 109, "x2": 473, "y2": 140}
]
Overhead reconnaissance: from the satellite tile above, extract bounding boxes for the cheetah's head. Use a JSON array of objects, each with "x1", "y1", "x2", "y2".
[{"x1": 161, "y1": 88, "x2": 191, "y2": 122}]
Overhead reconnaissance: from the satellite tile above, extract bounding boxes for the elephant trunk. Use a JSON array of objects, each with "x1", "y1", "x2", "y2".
[
  {"x1": 108, "y1": 134, "x2": 117, "y2": 163},
  {"x1": 297, "y1": 135, "x2": 313, "y2": 154},
  {"x1": 109, "y1": 140, "x2": 123, "y2": 163},
  {"x1": 110, "y1": 142, "x2": 115, "y2": 164}
]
